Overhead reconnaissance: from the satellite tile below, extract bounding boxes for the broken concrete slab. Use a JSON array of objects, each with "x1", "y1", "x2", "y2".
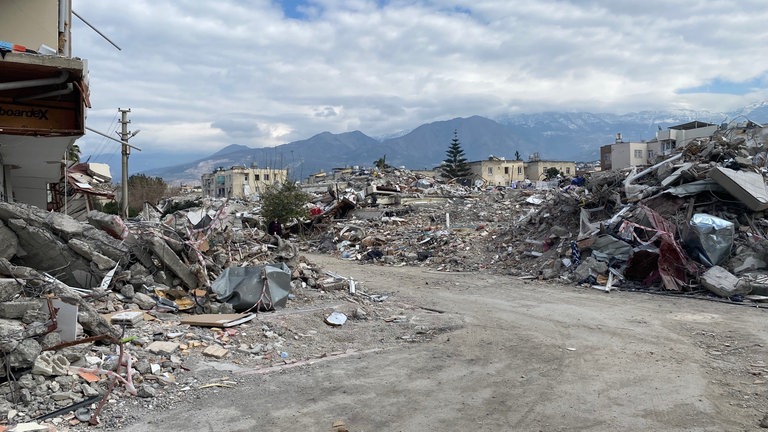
[
  {"x1": 0, "y1": 278, "x2": 24, "y2": 301},
  {"x1": 0, "y1": 301, "x2": 40, "y2": 320},
  {"x1": 202, "y1": 345, "x2": 229, "y2": 359},
  {"x1": 700, "y1": 265, "x2": 750, "y2": 298},
  {"x1": 710, "y1": 167, "x2": 768, "y2": 211},
  {"x1": 146, "y1": 237, "x2": 199, "y2": 289},
  {"x1": 147, "y1": 341, "x2": 180, "y2": 355},
  {"x1": 86, "y1": 210, "x2": 129, "y2": 240},
  {"x1": 0, "y1": 219, "x2": 19, "y2": 260},
  {"x1": 67, "y1": 238, "x2": 118, "y2": 271}
]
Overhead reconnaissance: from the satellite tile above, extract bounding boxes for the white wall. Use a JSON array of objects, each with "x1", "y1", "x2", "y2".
[{"x1": 0, "y1": 0, "x2": 60, "y2": 51}]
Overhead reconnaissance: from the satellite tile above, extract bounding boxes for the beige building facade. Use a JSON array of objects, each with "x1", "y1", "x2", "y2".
[
  {"x1": 524, "y1": 159, "x2": 576, "y2": 181},
  {"x1": 467, "y1": 157, "x2": 526, "y2": 187},
  {"x1": 202, "y1": 165, "x2": 288, "y2": 200}
]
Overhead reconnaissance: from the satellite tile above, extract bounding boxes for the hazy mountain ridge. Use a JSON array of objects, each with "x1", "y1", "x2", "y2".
[{"x1": 142, "y1": 104, "x2": 768, "y2": 184}]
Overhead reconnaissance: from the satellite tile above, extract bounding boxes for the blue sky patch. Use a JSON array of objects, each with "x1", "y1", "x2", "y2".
[
  {"x1": 277, "y1": 0, "x2": 314, "y2": 20},
  {"x1": 678, "y1": 76, "x2": 767, "y2": 95}
]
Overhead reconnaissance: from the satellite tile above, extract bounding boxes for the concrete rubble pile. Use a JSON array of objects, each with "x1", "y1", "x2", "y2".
[
  {"x1": 305, "y1": 130, "x2": 768, "y2": 301},
  {"x1": 0, "y1": 199, "x2": 390, "y2": 429}
]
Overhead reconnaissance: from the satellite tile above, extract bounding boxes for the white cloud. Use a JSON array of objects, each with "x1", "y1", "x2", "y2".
[{"x1": 72, "y1": 0, "x2": 768, "y2": 158}]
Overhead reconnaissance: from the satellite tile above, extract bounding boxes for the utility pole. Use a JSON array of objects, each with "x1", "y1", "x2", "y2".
[{"x1": 118, "y1": 108, "x2": 131, "y2": 219}]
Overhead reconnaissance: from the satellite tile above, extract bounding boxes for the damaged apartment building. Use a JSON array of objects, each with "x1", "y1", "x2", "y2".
[
  {"x1": 0, "y1": 0, "x2": 92, "y2": 211},
  {"x1": 201, "y1": 164, "x2": 288, "y2": 200}
]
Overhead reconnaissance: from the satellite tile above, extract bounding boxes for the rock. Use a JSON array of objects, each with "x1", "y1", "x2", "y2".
[
  {"x1": 203, "y1": 345, "x2": 229, "y2": 359},
  {"x1": 9, "y1": 338, "x2": 42, "y2": 369},
  {"x1": 0, "y1": 300, "x2": 40, "y2": 320},
  {"x1": 68, "y1": 238, "x2": 117, "y2": 271},
  {"x1": 137, "y1": 384, "x2": 157, "y2": 398},
  {"x1": 0, "y1": 219, "x2": 19, "y2": 260},
  {"x1": 51, "y1": 391, "x2": 75, "y2": 401},
  {"x1": 132, "y1": 292, "x2": 156, "y2": 310},
  {"x1": 731, "y1": 253, "x2": 767, "y2": 274},
  {"x1": 147, "y1": 237, "x2": 199, "y2": 289},
  {"x1": 86, "y1": 210, "x2": 128, "y2": 240},
  {"x1": 120, "y1": 284, "x2": 135, "y2": 298},
  {"x1": 701, "y1": 265, "x2": 750, "y2": 298},
  {"x1": 574, "y1": 256, "x2": 607, "y2": 281},
  {"x1": 81, "y1": 383, "x2": 101, "y2": 397},
  {"x1": 0, "y1": 278, "x2": 24, "y2": 301},
  {"x1": 146, "y1": 341, "x2": 180, "y2": 355},
  {"x1": 6, "y1": 218, "x2": 88, "y2": 287}
]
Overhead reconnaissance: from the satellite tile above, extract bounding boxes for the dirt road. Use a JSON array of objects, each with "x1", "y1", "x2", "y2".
[{"x1": 117, "y1": 254, "x2": 768, "y2": 431}]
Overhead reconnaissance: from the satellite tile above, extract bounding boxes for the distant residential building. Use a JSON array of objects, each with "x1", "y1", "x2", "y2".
[
  {"x1": 601, "y1": 122, "x2": 718, "y2": 171},
  {"x1": 467, "y1": 156, "x2": 526, "y2": 187},
  {"x1": 201, "y1": 164, "x2": 287, "y2": 200},
  {"x1": 653, "y1": 121, "x2": 717, "y2": 157},
  {"x1": 524, "y1": 153, "x2": 576, "y2": 180},
  {"x1": 600, "y1": 133, "x2": 651, "y2": 171}
]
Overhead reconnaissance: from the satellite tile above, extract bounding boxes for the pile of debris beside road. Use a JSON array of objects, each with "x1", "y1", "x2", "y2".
[
  {"x1": 303, "y1": 128, "x2": 768, "y2": 300},
  {"x1": 0, "y1": 199, "x2": 431, "y2": 429},
  {"x1": 3, "y1": 125, "x2": 768, "y2": 429}
]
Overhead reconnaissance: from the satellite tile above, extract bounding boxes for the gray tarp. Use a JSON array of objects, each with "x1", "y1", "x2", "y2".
[{"x1": 211, "y1": 263, "x2": 292, "y2": 312}]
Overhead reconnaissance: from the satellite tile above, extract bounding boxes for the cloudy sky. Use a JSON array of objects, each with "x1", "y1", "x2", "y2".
[{"x1": 72, "y1": 0, "x2": 768, "y2": 171}]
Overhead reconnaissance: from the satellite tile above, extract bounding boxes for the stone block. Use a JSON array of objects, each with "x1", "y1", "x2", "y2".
[
  {"x1": 0, "y1": 220, "x2": 18, "y2": 260},
  {"x1": 0, "y1": 301, "x2": 40, "y2": 320},
  {"x1": 701, "y1": 265, "x2": 750, "y2": 298},
  {"x1": 146, "y1": 341, "x2": 179, "y2": 355},
  {"x1": 0, "y1": 278, "x2": 24, "y2": 301},
  {"x1": 9, "y1": 338, "x2": 41, "y2": 368}
]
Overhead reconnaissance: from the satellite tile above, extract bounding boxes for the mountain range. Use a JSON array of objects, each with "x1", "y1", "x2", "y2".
[{"x1": 140, "y1": 102, "x2": 768, "y2": 185}]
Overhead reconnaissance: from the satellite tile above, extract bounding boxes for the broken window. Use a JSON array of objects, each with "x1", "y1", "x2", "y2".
[
  {"x1": 244, "y1": 174, "x2": 249, "y2": 181},
  {"x1": 566, "y1": 167, "x2": 571, "y2": 174},
  {"x1": 648, "y1": 150, "x2": 654, "y2": 159},
  {"x1": 265, "y1": 174, "x2": 270, "y2": 181},
  {"x1": 634, "y1": 150, "x2": 643, "y2": 158},
  {"x1": 487, "y1": 167, "x2": 493, "y2": 175},
  {"x1": 504, "y1": 167, "x2": 509, "y2": 174},
  {"x1": 255, "y1": 174, "x2": 260, "y2": 181}
]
